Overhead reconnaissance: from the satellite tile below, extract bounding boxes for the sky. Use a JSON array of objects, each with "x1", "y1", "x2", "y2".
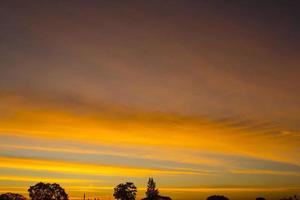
[{"x1": 0, "y1": 1, "x2": 300, "y2": 200}]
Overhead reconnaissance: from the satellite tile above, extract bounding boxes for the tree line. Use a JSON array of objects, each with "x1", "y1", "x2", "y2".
[{"x1": 0, "y1": 178, "x2": 298, "y2": 200}]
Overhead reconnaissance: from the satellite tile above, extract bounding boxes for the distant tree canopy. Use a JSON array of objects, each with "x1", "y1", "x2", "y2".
[
  {"x1": 207, "y1": 195, "x2": 230, "y2": 200},
  {"x1": 146, "y1": 178, "x2": 159, "y2": 199},
  {"x1": 0, "y1": 193, "x2": 26, "y2": 200},
  {"x1": 113, "y1": 182, "x2": 137, "y2": 200},
  {"x1": 28, "y1": 182, "x2": 68, "y2": 200}
]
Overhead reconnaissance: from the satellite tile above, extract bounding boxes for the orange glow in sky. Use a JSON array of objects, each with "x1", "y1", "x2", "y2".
[{"x1": 0, "y1": 1, "x2": 300, "y2": 200}]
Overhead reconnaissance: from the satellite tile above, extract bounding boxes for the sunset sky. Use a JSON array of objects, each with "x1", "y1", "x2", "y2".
[{"x1": 0, "y1": 1, "x2": 300, "y2": 200}]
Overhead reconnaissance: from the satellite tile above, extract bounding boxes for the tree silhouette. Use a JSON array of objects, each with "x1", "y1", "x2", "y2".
[
  {"x1": 207, "y1": 195, "x2": 230, "y2": 200},
  {"x1": 113, "y1": 182, "x2": 137, "y2": 200},
  {"x1": 0, "y1": 193, "x2": 26, "y2": 200},
  {"x1": 142, "y1": 178, "x2": 171, "y2": 200},
  {"x1": 28, "y1": 182, "x2": 68, "y2": 200},
  {"x1": 146, "y1": 178, "x2": 159, "y2": 199}
]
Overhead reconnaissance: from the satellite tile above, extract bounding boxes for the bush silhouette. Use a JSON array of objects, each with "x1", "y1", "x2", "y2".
[
  {"x1": 28, "y1": 182, "x2": 68, "y2": 200},
  {"x1": 256, "y1": 197, "x2": 266, "y2": 200},
  {"x1": 113, "y1": 182, "x2": 137, "y2": 200},
  {"x1": 0, "y1": 193, "x2": 26, "y2": 200},
  {"x1": 207, "y1": 195, "x2": 230, "y2": 200}
]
